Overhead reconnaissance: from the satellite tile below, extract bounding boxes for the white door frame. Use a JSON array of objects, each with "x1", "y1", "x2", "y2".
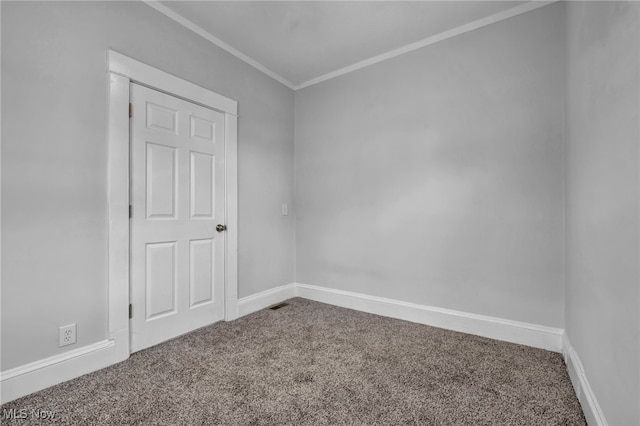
[{"x1": 107, "y1": 50, "x2": 239, "y2": 360}]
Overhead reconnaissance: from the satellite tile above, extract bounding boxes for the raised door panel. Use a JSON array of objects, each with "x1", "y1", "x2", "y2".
[
  {"x1": 190, "y1": 115, "x2": 215, "y2": 143},
  {"x1": 145, "y1": 242, "x2": 177, "y2": 319},
  {"x1": 146, "y1": 143, "x2": 177, "y2": 219},
  {"x1": 190, "y1": 239, "x2": 214, "y2": 307},
  {"x1": 147, "y1": 102, "x2": 178, "y2": 134},
  {"x1": 190, "y1": 151, "x2": 215, "y2": 219}
]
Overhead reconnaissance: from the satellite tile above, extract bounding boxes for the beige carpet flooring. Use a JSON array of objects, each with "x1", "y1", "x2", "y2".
[{"x1": 1, "y1": 298, "x2": 585, "y2": 425}]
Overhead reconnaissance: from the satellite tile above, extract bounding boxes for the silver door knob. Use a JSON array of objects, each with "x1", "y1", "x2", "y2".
[{"x1": 216, "y1": 224, "x2": 227, "y2": 232}]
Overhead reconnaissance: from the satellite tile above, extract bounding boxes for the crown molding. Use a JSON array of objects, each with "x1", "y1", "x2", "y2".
[
  {"x1": 143, "y1": 1, "x2": 557, "y2": 92},
  {"x1": 143, "y1": 0, "x2": 297, "y2": 90},
  {"x1": 295, "y1": 1, "x2": 557, "y2": 90}
]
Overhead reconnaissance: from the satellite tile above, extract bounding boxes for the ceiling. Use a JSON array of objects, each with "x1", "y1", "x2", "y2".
[{"x1": 153, "y1": 1, "x2": 536, "y2": 89}]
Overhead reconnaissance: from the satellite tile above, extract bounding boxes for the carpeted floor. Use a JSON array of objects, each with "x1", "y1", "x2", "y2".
[{"x1": 1, "y1": 298, "x2": 585, "y2": 425}]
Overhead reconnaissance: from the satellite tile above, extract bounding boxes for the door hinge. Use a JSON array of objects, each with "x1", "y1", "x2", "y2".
[
  {"x1": 129, "y1": 304, "x2": 133, "y2": 319},
  {"x1": 129, "y1": 205, "x2": 132, "y2": 218},
  {"x1": 129, "y1": 103, "x2": 132, "y2": 118}
]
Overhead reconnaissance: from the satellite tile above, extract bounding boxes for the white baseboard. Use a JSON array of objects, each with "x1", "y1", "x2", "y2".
[
  {"x1": 0, "y1": 338, "x2": 126, "y2": 404},
  {"x1": 294, "y1": 283, "x2": 564, "y2": 352},
  {"x1": 0, "y1": 281, "x2": 569, "y2": 406},
  {"x1": 237, "y1": 283, "x2": 297, "y2": 317},
  {"x1": 0, "y1": 281, "x2": 289, "y2": 403},
  {"x1": 563, "y1": 335, "x2": 607, "y2": 426}
]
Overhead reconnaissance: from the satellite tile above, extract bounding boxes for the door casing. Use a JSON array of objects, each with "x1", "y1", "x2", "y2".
[{"x1": 107, "y1": 50, "x2": 239, "y2": 360}]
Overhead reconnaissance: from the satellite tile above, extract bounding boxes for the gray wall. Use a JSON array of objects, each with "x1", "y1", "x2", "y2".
[
  {"x1": 3, "y1": 2, "x2": 639, "y2": 421},
  {"x1": 1, "y1": 1, "x2": 295, "y2": 371},
  {"x1": 295, "y1": 4, "x2": 565, "y2": 327},
  {"x1": 565, "y1": 2, "x2": 640, "y2": 425}
]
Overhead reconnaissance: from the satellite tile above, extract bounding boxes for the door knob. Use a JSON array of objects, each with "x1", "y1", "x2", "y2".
[{"x1": 216, "y1": 224, "x2": 227, "y2": 232}]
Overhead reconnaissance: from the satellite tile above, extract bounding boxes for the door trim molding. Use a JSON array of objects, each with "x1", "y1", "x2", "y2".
[
  {"x1": 108, "y1": 51, "x2": 237, "y2": 115},
  {"x1": 107, "y1": 50, "x2": 239, "y2": 361}
]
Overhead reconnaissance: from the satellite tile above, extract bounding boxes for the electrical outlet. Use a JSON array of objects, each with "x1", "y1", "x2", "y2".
[
  {"x1": 282, "y1": 203, "x2": 288, "y2": 216},
  {"x1": 59, "y1": 324, "x2": 76, "y2": 347}
]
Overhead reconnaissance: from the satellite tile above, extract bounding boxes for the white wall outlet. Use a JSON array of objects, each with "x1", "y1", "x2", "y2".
[
  {"x1": 59, "y1": 324, "x2": 76, "y2": 347},
  {"x1": 282, "y1": 203, "x2": 288, "y2": 216}
]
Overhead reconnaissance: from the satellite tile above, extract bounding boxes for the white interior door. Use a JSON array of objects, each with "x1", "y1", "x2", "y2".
[{"x1": 130, "y1": 83, "x2": 225, "y2": 352}]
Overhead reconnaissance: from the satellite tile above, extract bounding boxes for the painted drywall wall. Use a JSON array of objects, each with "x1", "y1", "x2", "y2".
[
  {"x1": 295, "y1": 3, "x2": 565, "y2": 327},
  {"x1": 565, "y1": 2, "x2": 640, "y2": 425},
  {"x1": 1, "y1": 1, "x2": 294, "y2": 371}
]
